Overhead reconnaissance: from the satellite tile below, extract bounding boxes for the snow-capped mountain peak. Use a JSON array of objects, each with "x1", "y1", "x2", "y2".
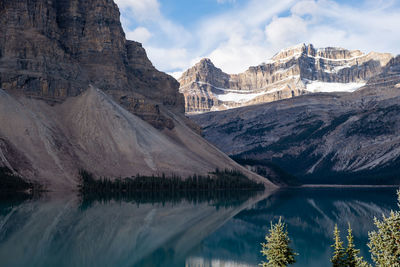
[{"x1": 178, "y1": 44, "x2": 393, "y2": 113}]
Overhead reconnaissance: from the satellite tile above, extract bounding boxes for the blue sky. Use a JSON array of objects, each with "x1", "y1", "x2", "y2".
[{"x1": 114, "y1": 0, "x2": 400, "y2": 77}]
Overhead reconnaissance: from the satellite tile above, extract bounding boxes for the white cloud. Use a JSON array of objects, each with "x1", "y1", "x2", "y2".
[
  {"x1": 114, "y1": 0, "x2": 160, "y2": 21},
  {"x1": 126, "y1": 27, "x2": 152, "y2": 43},
  {"x1": 115, "y1": 0, "x2": 189, "y2": 44},
  {"x1": 265, "y1": 15, "x2": 308, "y2": 48},
  {"x1": 208, "y1": 43, "x2": 272, "y2": 74},
  {"x1": 285, "y1": 0, "x2": 400, "y2": 53},
  {"x1": 146, "y1": 47, "x2": 191, "y2": 71},
  {"x1": 193, "y1": 0, "x2": 297, "y2": 73},
  {"x1": 116, "y1": 0, "x2": 400, "y2": 75},
  {"x1": 115, "y1": 0, "x2": 192, "y2": 67},
  {"x1": 290, "y1": 0, "x2": 319, "y2": 16}
]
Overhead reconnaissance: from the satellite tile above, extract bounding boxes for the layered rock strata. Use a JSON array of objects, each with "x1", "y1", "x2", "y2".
[
  {"x1": 179, "y1": 44, "x2": 392, "y2": 113},
  {"x1": 0, "y1": 0, "x2": 183, "y2": 129},
  {"x1": 191, "y1": 56, "x2": 400, "y2": 184}
]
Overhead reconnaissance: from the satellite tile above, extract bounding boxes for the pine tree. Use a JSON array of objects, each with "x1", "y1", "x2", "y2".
[
  {"x1": 260, "y1": 217, "x2": 297, "y2": 267},
  {"x1": 368, "y1": 190, "x2": 400, "y2": 267},
  {"x1": 345, "y1": 223, "x2": 358, "y2": 267},
  {"x1": 331, "y1": 224, "x2": 346, "y2": 267},
  {"x1": 345, "y1": 223, "x2": 370, "y2": 267}
]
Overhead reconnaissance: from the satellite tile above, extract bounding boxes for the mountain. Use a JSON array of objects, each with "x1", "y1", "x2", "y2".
[
  {"x1": 190, "y1": 56, "x2": 400, "y2": 185},
  {"x1": 0, "y1": 0, "x2": 273, "y2": 190},
  {"x1": 0, "y1": 0, "x2": 182, "y2": 128},
  {"x1": 0, "y1": 191, "x2": 269, "y2": 267},
  {"x1": 179, "y1": 44, "x2": 392, "y2": 113}
]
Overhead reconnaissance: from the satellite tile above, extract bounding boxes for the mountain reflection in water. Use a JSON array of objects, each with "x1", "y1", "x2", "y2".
[
  {"x1": 0, "y1": 187, "x2": 397, "y2": 267},
  {"x1": 189, "y1": 187, "x2": 398, "y2": 267}
]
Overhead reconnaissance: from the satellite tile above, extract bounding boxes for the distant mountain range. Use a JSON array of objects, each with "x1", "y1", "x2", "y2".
[
  {"x1": 1, "y1": 0, "x2": 398, "y2": 188},
  {"x1": 191, "y1": 55, "x2": 400, "y2": 184},
  {"x1": 179, "y1": 44, "x2": 393, "y2": 113}
]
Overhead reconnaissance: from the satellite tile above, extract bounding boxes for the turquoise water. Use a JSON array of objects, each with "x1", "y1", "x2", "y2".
[{"x1": 0, "y1": 187, "x2": 397, "y2": 267}]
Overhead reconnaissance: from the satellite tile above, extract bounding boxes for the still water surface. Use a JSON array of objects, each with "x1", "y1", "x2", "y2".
[{"x1": 0, "y1": 187, "x2": 397, "y2": 267}]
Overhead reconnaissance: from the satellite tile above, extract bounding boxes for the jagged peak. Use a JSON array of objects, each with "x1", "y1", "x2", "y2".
[
  {"x1": 180, "y1": 58, "x2": 218, "y2": 75},
  {"x1": 316, "y1": 46, "x2": 347, "y2": 51},
  {"x1": 178, "y1": 58, "x2": 215, "y2": 81},
  {"x1": 279, "y1": 43, "x2": 307, "y2": 52},
  {"x1": 271, "y1": 43, "x2": 308, "y2": 61},
  {"x1": 268, "y1": 43, "x2": 377, "y2": 63},
  {"x1": 196, "y1": 58, "x2": 215, "y2": 67},
  {"x1": 276, "y1": 43, "x2": 356, "y2": 54}
]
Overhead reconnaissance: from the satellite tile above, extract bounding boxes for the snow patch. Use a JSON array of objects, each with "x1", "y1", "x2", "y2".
[
  {"x1": 312, "y1": 54, "x2": 366, "y2": 62},
  {"x1": 180, "y1": 76, "x2": 300, "y2": 93},
  {"x1": 333, "y1": 64, "x2": 351, "y2": 72},
  {"x1": 266, "y1": 85, "x2": 287, "y2": 94},
  {"x1": 305, "y1": 80, "x2": 366, "y2": 93},
  {"x1": 216, "y1": 92, "x2": 265, "y2": 103},
  {"x1": 324, "y1": 65, "x2": 352, "y2": 73},
  {"x1": 210, "y1": 104, "x2": 229, "y2": 112}
]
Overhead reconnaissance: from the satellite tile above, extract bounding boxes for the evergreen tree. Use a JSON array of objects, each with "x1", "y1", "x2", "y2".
[
  {"x1": 260, "y1": 217, "x2": 297, "y2": 267},
  {"x1": 331, "y1": 224, "x2": 346, "y2": 267},
  {"x1": 368, "y1": 190, "x2": 400, "y2": 267},
  {"x1": 345, "y1": 223, "x2": 370, "y2": 267}
]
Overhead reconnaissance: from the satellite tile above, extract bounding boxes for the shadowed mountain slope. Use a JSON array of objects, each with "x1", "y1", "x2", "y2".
[{"x1": 191, "y1": 57, "x2": 400, "y2": 184}]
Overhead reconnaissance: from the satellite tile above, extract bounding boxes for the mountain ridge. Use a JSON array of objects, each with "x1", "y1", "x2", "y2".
[
  {"x1": 190, "y1": 55, "x2": 400, "y2": 184},
  {"x1": 179, "y1": 43, "x2": 393, "y2": 113}
]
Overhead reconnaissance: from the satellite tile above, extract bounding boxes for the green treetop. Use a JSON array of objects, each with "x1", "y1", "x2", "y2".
[
  {"x1": 332, "y1": 224, "x2": 346, "y2": 267},
  {"x1": 260, "y1": 217, "x2": 297, "y2": 267},
  {"x1": 368, "y1": 190, "x2": 400, "y2": 267},
  {"x1": 345, "y1": 223, "x2": 370, "y2": 267}
]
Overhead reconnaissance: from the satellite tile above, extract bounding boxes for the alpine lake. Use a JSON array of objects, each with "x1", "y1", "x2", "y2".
[{"x1": 0, "y1": 187, "x2": 398, "y2": 267}]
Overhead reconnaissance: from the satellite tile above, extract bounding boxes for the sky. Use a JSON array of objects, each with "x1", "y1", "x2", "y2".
[{"x1": 114, "y1": 0, "x2": 400, "y2": 77}]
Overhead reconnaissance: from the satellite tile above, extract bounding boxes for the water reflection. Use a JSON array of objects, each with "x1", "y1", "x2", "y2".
[
  {"x1": 80, "y1": 190, "x2": 265, "y2": 210},
  {"x1": 0, "y1": 187, "x2": 397, "y2": 267},
  {"x1": 189, "y1": 187, "x2": 398, "y2": 267},
  {"x1": 0, "y1": 190, "x2": 266, "y2": 267}
]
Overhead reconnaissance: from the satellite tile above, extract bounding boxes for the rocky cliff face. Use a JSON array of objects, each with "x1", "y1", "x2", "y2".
[
  {"x1": 0, "y1": 0, "x2": 272, "y2": 189},
  {"x1": 191, "y1": 56, "x2": 400, "y2": 184},
  {"x1": 0, "y1": 0, "x2": 183, "y2": 128},
  {"x1": 179, "y1": 44, "x2": 392, "y2": 113}
]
